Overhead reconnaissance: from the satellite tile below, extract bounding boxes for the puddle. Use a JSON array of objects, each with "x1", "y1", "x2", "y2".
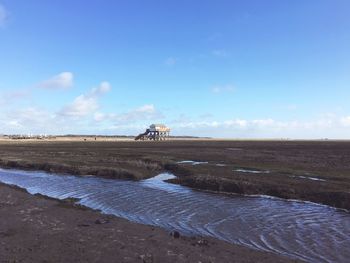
[
  {"x1": 294, "y1": 175, "x2": 326, "y2": 182},
  {"x1": 177, "y1": 160, "x2": 209, "y2": 165},
  {"x1": 234, "y1": 168, "x2": 270, "y2": 174}
]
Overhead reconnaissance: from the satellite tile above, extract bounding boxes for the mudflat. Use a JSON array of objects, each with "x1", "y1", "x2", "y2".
[
  {"x1": 0, "y1": 139, "x2": 349, "y2": 211},
  {"x1": 0, "y1": 183, "x2": 297, "y2": 262}
]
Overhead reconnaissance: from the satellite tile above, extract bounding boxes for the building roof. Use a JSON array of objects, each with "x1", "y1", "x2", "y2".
[{"x1": 149, "y1": 124, "x2": 170, "y2": 132}]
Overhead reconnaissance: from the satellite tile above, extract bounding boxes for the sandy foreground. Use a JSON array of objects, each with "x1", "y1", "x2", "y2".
[{"x1": 0, "y1": 183, "x2": 298, "y2": 263}]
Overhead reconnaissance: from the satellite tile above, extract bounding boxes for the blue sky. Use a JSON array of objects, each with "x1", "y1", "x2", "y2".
[{"x1": 0, "y1": 0, "x2": 350, "y2": 138}]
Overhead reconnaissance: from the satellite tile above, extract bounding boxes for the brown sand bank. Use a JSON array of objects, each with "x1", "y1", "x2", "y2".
[
  {"x1": 0, "y1": 183, "x2": 297, "y2": 262},
  {"x1": 0, "y1": 140, "x2": 349, "y2": 210}
]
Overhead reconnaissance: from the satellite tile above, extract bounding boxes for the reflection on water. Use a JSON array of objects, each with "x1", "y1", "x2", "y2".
[
  {"x1": 0, "y1": 168, "x2": 349, "y2": 263},
  {"x1": 176, "y1": 160, "x2": 209, "y2": 165},
  {"x1": 234, "y1": 168, "x2": 270, "y2": 174},
  {"x1": 294, "y1": 175, "x2": 327, "y2": 182}
]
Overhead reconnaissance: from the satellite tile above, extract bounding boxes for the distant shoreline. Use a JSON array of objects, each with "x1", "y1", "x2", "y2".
[{"x1": 1, "y1": 135, "x2": 349, "y2": 142}]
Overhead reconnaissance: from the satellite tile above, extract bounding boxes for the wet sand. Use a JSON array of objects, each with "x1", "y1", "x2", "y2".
[
  {"x1": 0, "y1": 139, "x2": 349, "y2": 210},
  {"x1": 0, "y1": 183, "x2": 297, "y2": 263}
]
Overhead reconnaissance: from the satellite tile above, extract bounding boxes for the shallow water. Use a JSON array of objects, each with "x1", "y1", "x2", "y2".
[
  {"x1": 0, "y1": 168, "x2": 349, "y2": 263},
  {"x1": 176, "y1": 160, "x2": 209, "y2": 165},
  {"x1": 295, "y1": 175, "x2": 327, "y2": 182},
  {"x1": 234, "y1": 168, "x2": 270, "y2": 174}
]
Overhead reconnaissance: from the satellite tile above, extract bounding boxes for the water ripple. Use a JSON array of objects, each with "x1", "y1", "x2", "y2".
[{"x1": 0, "y1": 168, "x2": 349, "y2": 263}]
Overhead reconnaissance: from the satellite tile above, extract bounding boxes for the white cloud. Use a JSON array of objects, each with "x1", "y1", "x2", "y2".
[
  {"x1": 251, "y1": 119, "x2": 275, "y2": 126},
  {"x1": 164, "y1": 57, "x2": 178, "y2": 66},
  {"x1": 0, "y1": 4, "x2": 8, "y2": 28},
  {"x1": 211, "y1": 84, "x2": 235, "y2": 93},
  {"x1": 2, "y1": 105, "x2": 350, "y2": 138},
  {"x1": 60, "y1": 95, "x2": 98, "y2": 117},
  {"x1": 93, "y1": 112, "x2": 106, "y2": 122},
  {"x1": 223, "y1": 119, "x2": 248, "y2": 127},
  {"x1": 1, "y1": 73, "x2": 350, "y2": 138},
  {"x1": 59, "y1": 81, "x2": 111, "y2": 117},
  {"x1": 2, "y1": 107, "x2": 55, "y2": 133},
  {"x1": 0, "y1": 106, "x2": 98, "y2": 135},
  {"x1": 94, "y1": 104, "x2": 164, "y2": 124},
  {"x1": 90, "y1": 81, "x2": 111, "y2": 95},
  {"x1": 167, "y1": 115, "x2": 350, "y2": 139},
  {"x1": 7, "y1": 120, "x2": 21, "y2": 128},
  {"x1": 38, "y1": 72, "x2": 74, "y2": 90},
  {"x1": 340, "y1": 116, "x2": 350, "y2": 127}
]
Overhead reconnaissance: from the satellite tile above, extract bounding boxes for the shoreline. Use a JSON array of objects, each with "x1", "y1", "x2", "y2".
[
  {"x1": 0, "y1": 140, "x2": 349, "y2": 210},
  {"x1": 0, "y1": 181, "x2": 298, "y2": 262},
  {"x1": 1, "y1": 159, "x2": 349, "y2": 211},
  {"x1": 1, "y1": 165, "x2": 349, "y2": 215}
]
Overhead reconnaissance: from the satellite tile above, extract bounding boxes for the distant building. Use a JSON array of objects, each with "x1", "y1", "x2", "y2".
[
  {"x1": 135, "y1": 124, "x2": 170, "y2": 141},
  {"x1": 149, "y1": 124, "x2": 170, "y2": 133}
]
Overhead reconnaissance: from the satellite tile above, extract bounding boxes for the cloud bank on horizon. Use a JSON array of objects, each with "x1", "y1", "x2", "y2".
[{"x1": 1, "y1": 1, "x2": 350, "y2": 139}]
